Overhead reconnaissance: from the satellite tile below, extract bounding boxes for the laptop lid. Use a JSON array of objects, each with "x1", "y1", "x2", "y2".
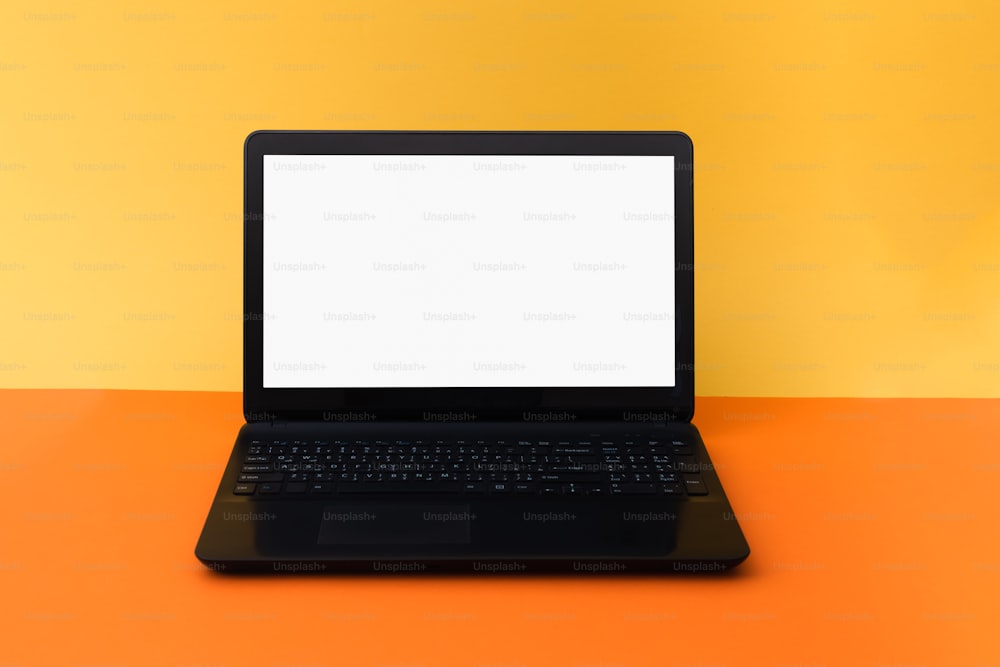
[{"x1": 243, "y1": 131, "x2": 694, "y2": 422}]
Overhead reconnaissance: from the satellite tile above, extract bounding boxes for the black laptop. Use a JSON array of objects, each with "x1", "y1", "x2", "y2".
[{"x1": 195, "y1": 130, "x2": 750, "y2": 573}]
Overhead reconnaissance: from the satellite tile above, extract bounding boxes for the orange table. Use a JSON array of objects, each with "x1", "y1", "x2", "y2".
[{"x1": 2, "y1": 390, "x2": 997, "y2": 665}]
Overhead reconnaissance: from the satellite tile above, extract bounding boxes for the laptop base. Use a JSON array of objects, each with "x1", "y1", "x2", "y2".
[{"x1": 196, "y1": 422, "x2": 750, "y2": 574}]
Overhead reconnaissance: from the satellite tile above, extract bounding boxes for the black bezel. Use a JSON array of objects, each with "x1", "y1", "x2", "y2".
[{"x1": 243, "y1": 131, "x2": 694, "y2": 422}]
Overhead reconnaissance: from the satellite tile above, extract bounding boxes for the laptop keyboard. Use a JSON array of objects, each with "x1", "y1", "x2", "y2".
[
  {"x1": 233, "y1": 437, "x2": 709, "y2": 498},
  {"x1": 233, "y1": 439, "x2": 708, "y2": 497}
]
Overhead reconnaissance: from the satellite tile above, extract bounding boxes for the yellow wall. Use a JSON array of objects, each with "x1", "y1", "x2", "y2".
[{"x1": 2, "y1": 0, "x2": 998, "y2": 396}]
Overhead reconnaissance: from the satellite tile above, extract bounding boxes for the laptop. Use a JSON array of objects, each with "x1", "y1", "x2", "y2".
[{"x1": 195, "y1": 130, "x2": 750, "y2": 573}]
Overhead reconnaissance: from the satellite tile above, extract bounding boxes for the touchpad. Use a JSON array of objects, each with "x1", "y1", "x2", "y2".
[{"x1": 317, "y1": 504, "x2": 472, "y2": 545}]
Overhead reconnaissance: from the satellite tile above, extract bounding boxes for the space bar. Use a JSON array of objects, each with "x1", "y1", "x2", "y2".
[{"x1": 335, "y1": 482, "x2": 464, "y2": 494}]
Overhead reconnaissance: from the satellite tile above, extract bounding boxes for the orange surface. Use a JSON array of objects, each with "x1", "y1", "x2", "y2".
[{"x1": 1, "y1": 390, "x2": 997, "y2": 665}]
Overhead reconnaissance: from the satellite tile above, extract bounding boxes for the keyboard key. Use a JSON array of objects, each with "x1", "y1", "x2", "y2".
[
  {"x1": 238, "y1": 473, "x2": 283, "y2": 483},
  {"x1": 336, "y1": 482, "x2": 463, "y2": 494},
  {"x1": 683, "y1": 474, "x2": 708, "y2": 496},
  {"x1": 611, "y1": 483, "x2": 658, "y2": 495},
  {"x1": 285, "y1": 483, "x2": 307, "y2": 494},
  {"x1": 233, "y1": 483, "x2": 255, "y2": 495},
  {"x1": 259, "y1": 483, "x2": 282, "y2": 494},
  {"x1": 538, "y1": 473, "x2": 600, "y2": 483},
  {"x1": 309, "y1": 482, "x2": 334, "y2": 494}
]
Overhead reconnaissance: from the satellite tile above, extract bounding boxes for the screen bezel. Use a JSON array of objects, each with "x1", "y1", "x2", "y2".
[{"x1": 244, "y1": 131, "x2": 694, "y2": 422}]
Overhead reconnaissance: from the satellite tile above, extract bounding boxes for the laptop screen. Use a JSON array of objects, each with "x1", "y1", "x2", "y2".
[{"x1": 261, "y1": 154, "x2": 675, "y2": 389}]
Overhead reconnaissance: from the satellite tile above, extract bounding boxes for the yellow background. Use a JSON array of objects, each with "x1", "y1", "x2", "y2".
[{"x1": 1, "y1": 0, "x2": 997, "y2": 396}]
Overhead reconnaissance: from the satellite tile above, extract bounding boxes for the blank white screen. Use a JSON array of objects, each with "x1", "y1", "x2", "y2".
[{"x1": 263, "y1": 154, "x2": 675, "y2": 388}]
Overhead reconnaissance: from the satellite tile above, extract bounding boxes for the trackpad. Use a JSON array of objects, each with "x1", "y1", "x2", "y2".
[{"x1": 317, "y1": 504, "x2": 472, "y2": 545}]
